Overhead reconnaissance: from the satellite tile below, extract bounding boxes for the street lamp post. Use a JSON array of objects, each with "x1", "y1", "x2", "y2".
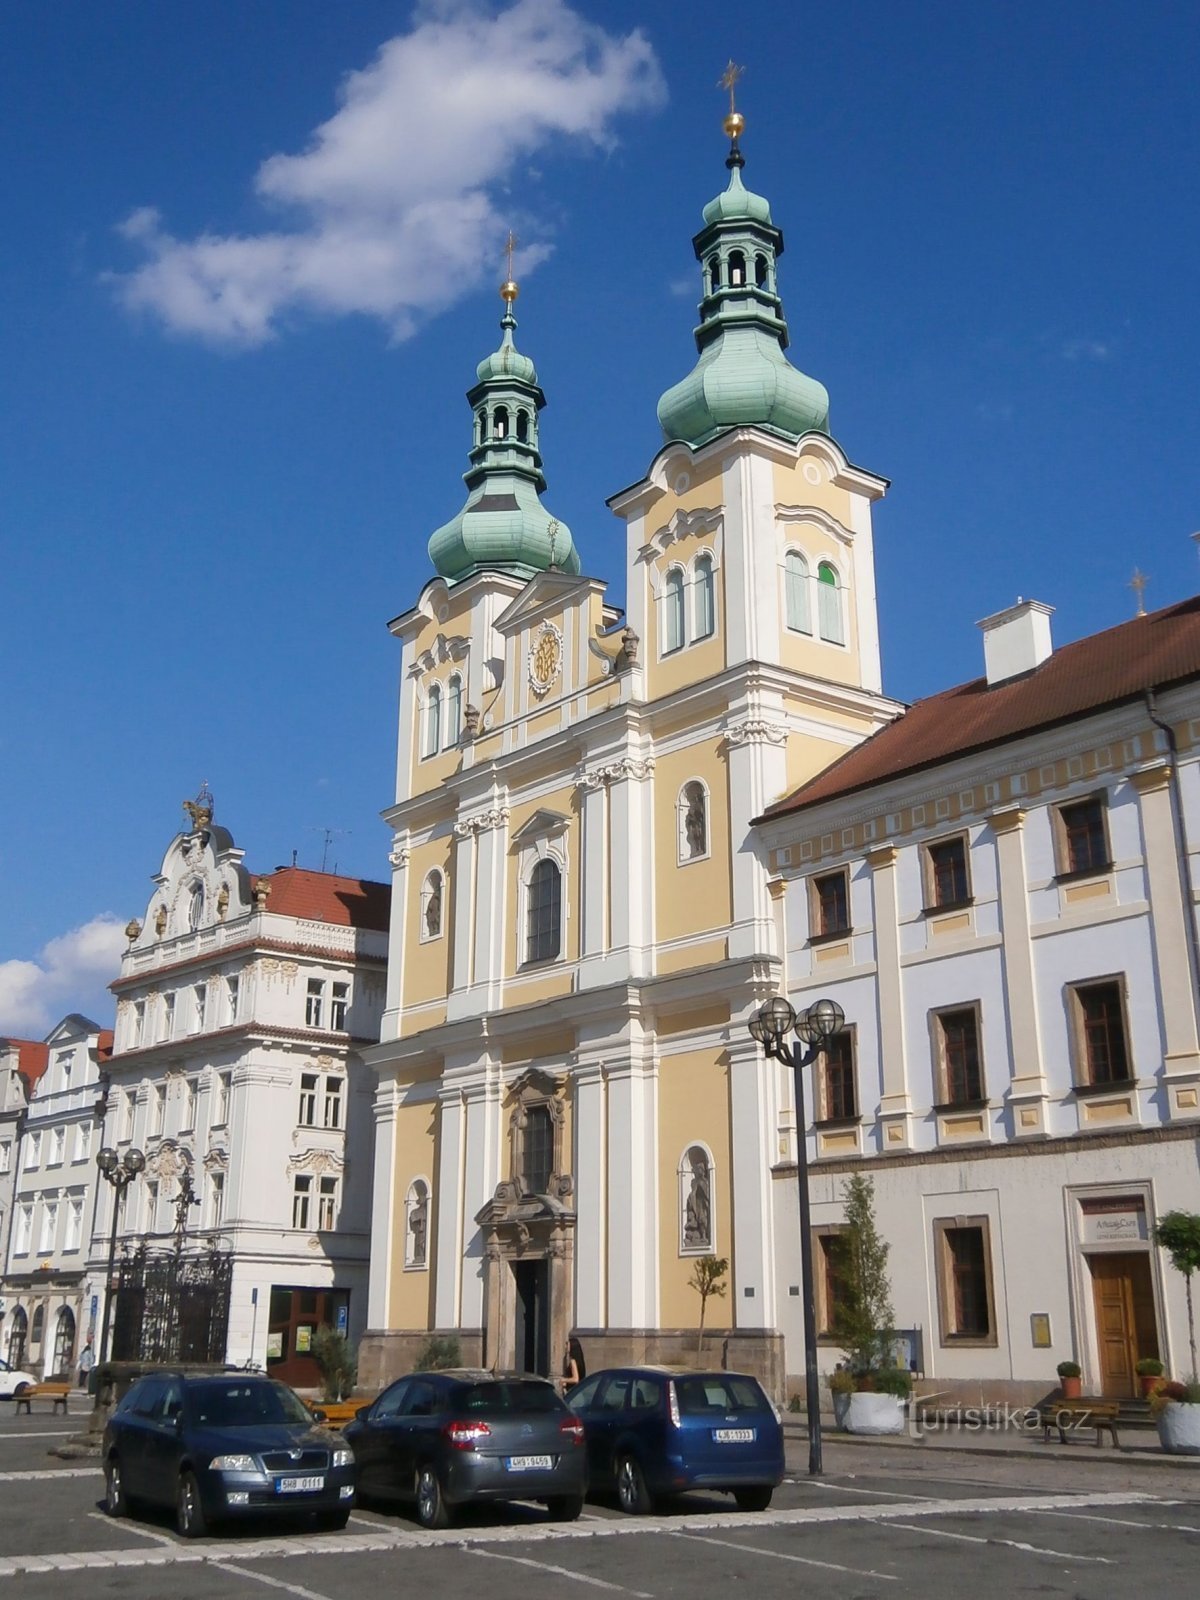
[
  {"x1": 747, "y1": 994, "x2": 845, "y2": 1476},
  {"x1": 94, "y1": 1146, "x2": 146, "y2": 1386}
]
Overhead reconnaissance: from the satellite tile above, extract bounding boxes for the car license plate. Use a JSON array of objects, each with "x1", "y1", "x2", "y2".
[
  {"x1": 506, "y1": 1454, "x2": 553, "y2": 1471},
  {"x1": 713, "y1": 1428, "x2": 755, "y2": 1444},
  {"x1": 277, "y1": 1475, "x2": 324, "y2": 1493}
]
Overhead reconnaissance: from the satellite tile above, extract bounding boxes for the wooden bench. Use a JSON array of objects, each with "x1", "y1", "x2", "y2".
[
  {"x1": 1039, "y1": 1400, "x2": 1121, "y2": 1447},
  {"x1": 14, "y1": 1382, "x2": 71, "y2": 1417},
  {"x1": 307, "y1": 1399, "x2": 369, "y2": 1430}
]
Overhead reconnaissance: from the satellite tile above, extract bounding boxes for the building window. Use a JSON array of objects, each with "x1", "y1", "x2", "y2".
[
  {"x1": 209, "y1": 1171, "x2": 225, "y2": 1229},
  {"x1": 183, "y1": 1078, "x2": 197, "y2": 1130},
  {"x1": 323, "y1": 1076, "x2": 343, "y2": 1130},
  {"x1": 934, "y1": 1218, "x2": 996, "y2": 1344},
  {"x1": 693, "y1": 554, "x2": 715, "y2": 641},
  {"x1": 162, "y1": 992, "x2": 175, "y2": 1041},
  {"x1": 422, "y1": 871, "x2": 444, "y2": 941},
  {"x1": 405, "y1": 1178, "x2": 430, "y2": 1268},
  {"x1": 1056, "y1": 796, "x2": 1110, "y2": 877},
  {"x1": 121, "y1": 1090, "x2": 135, "y2": 1142},
  {"x1": 814, "y1": 1228, "x2": 849, "y2": 1338},
  {"x1": 679, "y1": 781, "x2": 709, "y2": 863},
  {"x1": 24, "y1": 1131, "x2": 42, "y2": 1171},
  {"x1": 64, "y1": 1198, "x2": 84, "y2": 1253},
  {"x1": 132, "y1": 1000, "x2": 145, "y2": 1048},
  {"x1": 934, "y1": 1006, "x2": 985, "y2": 1104},
  {"x1": 679, "y1": 1144, "x2": 714, "y2": 1254},
  {"x1": 30, "y1": 1305, "x2": 44, "y2": 1350},
  {"x1": 925, "y1": 835, "x2": 970, "y2": 909},
  {"x1": 784, "y1": 550, "x2": 811, "y2": 634},
  {"x1": 56, "y1": 1049, "x2": 73, "y2": 1090},
  {"x1": 330, "y1": 981, "x2": 349, "y2": 1031},
  {"x1": 522, "y1": 1104, "x2": 555, "y2": 1193},
  {"x1": 0, "y1": 1140, "x2": 9, "y2": 1173},
  {"x1": 810, "y1": 868, "x2": 850, "y2": 938},
  {"x1": 423, "y1": 684, "x2": 442, "y2": 759},
  {"x1": 819, "y1": 1029, "x2": 858, "y2": 1121},
  {"x1": 292, "y1": 1175, "x2": 312, "y2": 1230},
  {"x1": 305, "y1": 979, "x2": 324, "y2": 1029},
  {"x1": 299, "y1": 1074, "x2": 318, "y2": 1127},
  {"x1": 39, "y1": 1199, "x2": 59, "y2": 1253},
  {"x1": 446, "y1": 674, "x2": 463, "y2": 746},
  {"x1": 226, "y1": 976, "x2": 239, "y2": 1025},
  {"x1": 1070, "y1": 978, "x2": 1133, "y2": 1086},
  {"x1": 663, "y1": 567, "x2": 685, "y2": 654},
  {"x1": 49, "y1": 1127, "x2": 65, "y2": 1166},
  {"x1": 73, "y1": 1121, "x2": 90, "y2": 1166},
  {"x1": 817, "y1": 561, "x2": 845, "y2": 644},
  {"x1": 13, "y1": 1204, "x2": 32, "y2": 1254},
  {"x1": 317, "y1": 1176, "x2": 338, "y2": 1230},
  {"x1": 151, "y1": 1084, "x2": 166, "y2": 1137},
  {"x1": 193, "y1": 984, "x2": 207, "y2": 1033},
  {"x1": 215, "y1": 1071, "x2": 232, "y2": 1126},
  {"x1": 525, "y1": 858, "x2": 562, "y2": 964},
  {"x1": 144, "y1": 1179, "x2": 159, "y2": 1233}
]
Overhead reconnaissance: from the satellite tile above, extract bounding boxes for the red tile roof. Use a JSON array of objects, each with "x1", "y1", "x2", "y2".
[
  {"x1": 762, "y1": 594, "x2": 1200, "y2": 821},
  {"x1": 256, "y1": 867, "x2": 390, "y2": 931},
  {"x1": 0, "y1": 1038, "x2": 49, "y2": 1092}
]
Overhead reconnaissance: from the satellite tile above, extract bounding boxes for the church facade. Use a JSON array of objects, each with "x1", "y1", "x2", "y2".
[{"x1": 360, "y1": 111, "x2": 901, "y2": 1392}]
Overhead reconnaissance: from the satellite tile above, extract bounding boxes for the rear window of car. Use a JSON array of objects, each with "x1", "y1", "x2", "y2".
[
  {"x1": 674, "y1": 1376, "x2": 769, "y2": 1416},
  {"x1": 190, "y1": 1381, "x2": 311, "y2": 1427},
  {"x1": 454, "y1": 1381, "x2": 563, "y2": 1415}
]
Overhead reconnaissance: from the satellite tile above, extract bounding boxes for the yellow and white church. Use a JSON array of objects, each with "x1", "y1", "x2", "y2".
[{"x1": 359, "y1": 107, "x2": 901, "y2": 1394}]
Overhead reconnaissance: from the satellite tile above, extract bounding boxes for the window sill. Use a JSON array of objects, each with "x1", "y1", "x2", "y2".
[
  {"x1": 807, "y1": 928, "x2": 852, "y2": 948},
  {"x1": 938, "y1": 1333, "x2": 999, "y2": 1349},
  {"x1": 678, "y1": 852, "x2": 711, "y2": 868},
  {"x1": 932, "y1": 1099, "x2": 990, "y2": 1114},
  {"x1": 1054, "y1": 866, "x2": 1112, "y2": 886},
  {"x1": 1071, "y1": 1078, "x2": 1137, "y2": 1098},
  {"x1": 813, "y1": 1115, "x2": 861, "y2": 1130},
  {"x1": 921, "y1": 900, "x2": 974, "y2": 919}
]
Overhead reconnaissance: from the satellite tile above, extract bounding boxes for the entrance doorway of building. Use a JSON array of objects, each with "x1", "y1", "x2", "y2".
[
  {"x1": 1088, "y1": 1252, "x2": 1159, "y2": 1398},
  {"x1": 512, "y1": 1260, "x2": 550, "y2": 1376},
  {"x1": 265, "y1": 1287, "x2": 349, "y2": 1387}
]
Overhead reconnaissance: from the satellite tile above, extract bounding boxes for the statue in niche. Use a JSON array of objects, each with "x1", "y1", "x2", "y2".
[
  {"x1": 425, "y1": 879, "x2": 442, "y2": 938},
  {"x1": 409, "y1": 1188, "x2": 428, "y2": 1266},
  {"x1": 683, "y1": 1148, "x2": 712, "y2": 1249},
  {"x1": 684, "y1": 786, "x2": 707, "y2": 859}
]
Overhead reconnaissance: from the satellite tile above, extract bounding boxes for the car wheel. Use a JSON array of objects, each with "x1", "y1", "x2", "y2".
[
  {"x1": 176, "y1": 1470, "x2": 209, "y2": 1539},
  {"x1": 414, "y1": 1464, "x2": 450, "y2": 1530},
  {"x1": 104, "y1": 1456, "x2": 128, "y2": 1518},
  {"x1": 317, "y1": 1508, "x2": 351, "y2": 1531},
  {"x1": 733, "y1": 1486, "x2": 773, "y2": 1512},
  {"x1": 13, "y1": 1382, "x2": 31, "y2": 1398},
  {"x1": 615, "y1": 1454, "x2": 653, "y2": 1516},
  {"x1": 545, "y1": 1494, "x2": 584, "y2": 1522}
]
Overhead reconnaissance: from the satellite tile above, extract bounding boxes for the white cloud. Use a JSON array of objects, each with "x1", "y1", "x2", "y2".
[
  {"x1": 1061, "y1": 338, "x2": 1112, "y2": 362},
  {"x1": 110, "y1": 0, "x2": 666, "y2": 346},
  {"x1": 0, "y1": 915, "x2": 126, "y2": 1036}
]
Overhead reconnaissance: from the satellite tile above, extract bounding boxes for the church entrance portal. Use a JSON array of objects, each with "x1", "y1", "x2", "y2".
[{"x1": 513, "y1": 1259, "x2": 551, "y2": 1376}]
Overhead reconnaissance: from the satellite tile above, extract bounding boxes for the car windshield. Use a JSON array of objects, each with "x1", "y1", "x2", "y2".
[
  {"x1": 453, "y1": 1381, "x2": 562, "y2": 1415},
  {"x1": 190, "y1": 1382, "x2": 312, "y2": 1428},
  {"x1": 674, "y1": 1375, "x2": 768, "y2": 1416}
]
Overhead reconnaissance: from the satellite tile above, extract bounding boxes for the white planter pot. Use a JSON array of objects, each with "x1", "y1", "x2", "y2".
[
  {"x1": 1157, "y1": 1402, "x2": 1200, "y2": 1455},
  {"x1": 844, "y1": 1391, "x2": 906, "y2": 1435}
]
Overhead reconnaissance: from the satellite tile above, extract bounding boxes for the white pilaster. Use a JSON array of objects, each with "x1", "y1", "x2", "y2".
[
  {"x1": 433, "y1": 1087, "x2": 466, "y2": 1329},
  {"x1": 366, "y1": 1079, "x2": 398, "y2": 1328},
  {"x1": 729, "y1": 1037, "x2": 777, "y2": 1327},
  {"x1": 605, "y1": 1042, "x2": 658, "y2": 1328},
  {"x1": 573, "y1": 1056, "x2": 607, "y2": 1328}
]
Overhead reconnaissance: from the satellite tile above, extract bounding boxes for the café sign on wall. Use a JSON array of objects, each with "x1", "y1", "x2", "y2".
[{"x1": 1080, "y1": 1195, "x2": 1148, "y2": 1245}]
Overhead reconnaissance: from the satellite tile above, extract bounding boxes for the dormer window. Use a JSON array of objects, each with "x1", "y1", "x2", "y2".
[
  {"x1": 493, "y1": 405, "x2": 509, "y2": 440},
  {"x1": 728, "y1": 250, "x2": 746, "y2": 287}
]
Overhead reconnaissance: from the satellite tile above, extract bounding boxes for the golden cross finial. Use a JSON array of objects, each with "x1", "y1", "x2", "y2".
[
  {"x1": 1129, "y1": 567, "x2": 1149, "y2": 617},
  {"x1": 505, "y1": 230, "x2": 517, "y2": 280},
  {"x1": 500, "y1": 229, "x2": 519, "y2": 304},
  {"x1": 718, "y1": 59, "x2": 744, "y2": 113}
]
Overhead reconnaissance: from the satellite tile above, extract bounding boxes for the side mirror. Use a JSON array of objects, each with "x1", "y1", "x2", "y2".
[
  {"x1": 311, "y1": 1408, "x2": 327, "y2": 1423},
  {"x1": 355, "y1": 1405, "x2": 371, "y2": 1424}
]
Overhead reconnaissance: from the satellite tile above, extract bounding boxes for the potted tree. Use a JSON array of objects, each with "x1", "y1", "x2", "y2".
[
  {"x1": 1154, "y1": 1211, "x2": 1200, "y2": 1379},
  {"x1": 1135, "y1": 1357, "x2": 1165, "y2": 1399},
  {"x1": 1056, "y1": 1360, "x2": 1082, "y2": 1400},
  {"x1": 830, "y1": 1175, "x2": 911, "y2": 1434},
  {"x1": 1151, "y1": 1380, "x2": 1200, "y2": 1454}
]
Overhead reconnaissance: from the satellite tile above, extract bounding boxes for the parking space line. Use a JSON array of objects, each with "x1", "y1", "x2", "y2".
[
  {"x1": 0, "y1": 1432, "x2": 74, "y2": 1440},
  {"x1": 885, "y1": 1519, "x2": 1115, "y2": 1564},
  {"x1": 803, "y1": 1479, "x2": 942, "y2": 1502},
  {"x1": 0, "y1": 1468, "x2": 99, "y2": 1482},
  {"x1": 86, "y1": 1511, "x2": 179, "y2": 1547},
  {"x1": 214, "y1": 1560, "x2": 336, "y2": 1600},
  {"x1": 1027, "y1": 1507, "x2": 1200, "y2": 1535},
  {"x1": 466, "y1": 1546, "x2": 653, "y2": 1597},
  {"x1": 673, "y1": 1529, "x2": 897, "y2": 1581}
]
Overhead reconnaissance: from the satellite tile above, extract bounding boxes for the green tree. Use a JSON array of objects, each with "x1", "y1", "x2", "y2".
[
  {"x1": 688, "y1": 1255, "x2": 728, "y2": 1357},
  {"x1": 830, "y1": 1174, "x2": 896, "y2": 1374},
  {"x1": 413, "y1": 1334, "x2": 462, "y2": 1372},
  {"x1": 311, "y1": 1324, "x2": 357, "y2": 1403},
  {"x1": 1155, "y1": 1211, "x2": 1200, "y2": 1379}
]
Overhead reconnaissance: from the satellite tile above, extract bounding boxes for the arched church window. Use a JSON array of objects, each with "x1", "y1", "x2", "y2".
[
  {"x1": 693, "y1": 553, "x2": 715, "y2": 641},
  {"x1": 680, "y1": 1144, "x2": 714, "y2": 1253},
  {"x1": 405, "y1": 1178, "x2": 430, "y2": 1269},
  {"x1": 31, "y1": 1304, "x2": 44, "y2": 1349},
  {"x1": 728, "y1": 250, "x2": 746, "y2": 288},
  {"x1": 817, "y1": 562, "x2": 845, "y2": 645},
  {"x1": 6, "y1": 1306, "x2": 28, "y2": 1370},
  {"x1": 423, "y1": 684, "x2": 441, "y2": 759},
  {"x1": 755, "y1": 253, "x2": 768, "y2": 288},
  {"x1": 664, "y1": 567, "x2": 685, "y2": 654},
  {"x1": 679, "y1": 781, "x2": 709, "y2": 863},
  {"x1": 526, "y1": 858, "x2": 562, "y2": 964},
  {"x1": 446, "y1": 674, "x2": 463, "y2": 746},
  {"x1": 421, "y1": 870, "x2": 443, "y2": 941},
  {"x1": 493, "y1": 405, "x2": 509, "y2": 440},
  {"x1": 516, "y1": 409, "x2": 529, "y2": 442},
  {"x1": 522, "y1": 1104, "x2": 554, "y2": 1193},
  {"x1": 785, "y1": 551, "x2": 811, "y2": 635}
]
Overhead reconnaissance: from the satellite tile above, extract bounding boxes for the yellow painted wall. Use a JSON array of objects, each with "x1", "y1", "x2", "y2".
[
  {"x1": 653, "y1": 741, "x2": 733, "y2": 947},
  {"x1": 656, "y1": 1044, "x2": 732, "y2": 1327},
  {"x1": 505, "y1": 786, "x2": 581, "y2": 981},
  {"x1": 403, "y1": 837, "x2": 455, "y2": 1007},
  {"x1": 387, "y1": 1085, "x2": 441, "y2": 1330}
]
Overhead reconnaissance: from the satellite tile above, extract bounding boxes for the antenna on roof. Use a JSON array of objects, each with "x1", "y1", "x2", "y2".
[{"x1": 310, "y1": 827, "x2": 350, "y2": 873}]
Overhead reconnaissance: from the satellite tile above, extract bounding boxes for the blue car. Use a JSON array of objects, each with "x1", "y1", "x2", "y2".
[{"x1": 566, "y1": 1366, "x2": 784, "y2": 1513}]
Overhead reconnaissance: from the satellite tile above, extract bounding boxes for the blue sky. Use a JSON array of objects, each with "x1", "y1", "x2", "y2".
[{"x1": 2, "y1": 0, "x2": 1197, "y2": 1032}]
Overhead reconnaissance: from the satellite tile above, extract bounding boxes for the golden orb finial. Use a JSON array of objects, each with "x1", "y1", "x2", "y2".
[
  {"x1": 718, "y1": 59, "x2": 745, "y2": 138},
  {"x1": 500, "y1": 228, "x2": 519, "y2": 304}
]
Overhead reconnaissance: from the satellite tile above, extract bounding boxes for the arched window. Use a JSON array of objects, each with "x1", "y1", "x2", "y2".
[
  {"x1": 188, "y1": 883, "x2": 204, "y2": 931},
  {"x1": 755, "y1": 253, "x2": 768, "y2": 288},
  {"x1": 31, "y1": 1304, "x2": 44, "y2": 1349},
  {"x1": 707, "y1": 255, "x2": 721, "y2": 292},
  {"x1": 478, "y1": 408, "x2": 488, "y2": 442},
  {"x1": 522, "y1": 1105, "x2": 554, "y2": 1193},
  {"x1": 664, "y1": 567, "x2": 685, "y2": 654},
  {"x1": 693, "y1": 553, "x2": 715, "y2": 640},
  {"x1": 51, "y1": 1306, "x2": 75, "y2": 1379},
  {"x1": 493, "y1": 405, "x2": 509, "y2": 440},
  {"x1": 526, "y1": 858, "x2": 562, "y2": 964},
  {"x1": 516, "y1": 409, "x2": 529, "y2": 442},
  {"x1": 680, "y1": 1144, "x2": 714, "y2": 1253},
  {"x1": 446, "y1": 674, "x2": 463, "y2": 746},
  {"x1": 817, "y1": 561, "x2": 845, "y2": 644},
  {"x1": 421, "y1": 870, "x2": 443, "y2": 941},
  {"x1": 728, "y1": 250, "x2": 746, "y2": 288},
  {"x1": 422, "y1": 684, "x2": 441, "y2": 759},
  {"x1": 679, "y1": 781, "x2": 709, "y2": 863},
  {"x1": 785, "y1": 551, "x2": 811, "y2": 634},
  {"x1": 405, "y1": 1178, "x2": 430, "y2": 1269},
  {"x1": 6, "y1": 1306, "x2": 28, "y2": 1370}
]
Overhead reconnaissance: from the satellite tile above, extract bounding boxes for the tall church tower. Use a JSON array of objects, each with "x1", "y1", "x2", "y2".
[{"x1": 362, "y1": 99, "x2": 901, "y2": 1396}]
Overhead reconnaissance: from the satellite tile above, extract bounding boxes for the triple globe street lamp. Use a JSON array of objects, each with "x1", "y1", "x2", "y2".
[
  {"x1": 94, "y1": 1145, "x2": 146, "y2": 1386},
  {"x1": 746, "y1": 994, "x2": 845, "y2": 1476}
]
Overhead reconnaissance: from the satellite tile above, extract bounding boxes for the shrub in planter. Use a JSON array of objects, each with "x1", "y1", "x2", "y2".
[
  {"x1": 871, "y1": 1367, "x2": 913, "y2": 1399},
  {"x1": 1136, "y1": 1357, "x2": 1166, "y2": 1398},
  {"x1": 1151, "y1": 1380, "x2": 1200, "y2": 1455},
  {"x1": 1056, "y1": 1359, "x2": 1082, "y2": 1400}
]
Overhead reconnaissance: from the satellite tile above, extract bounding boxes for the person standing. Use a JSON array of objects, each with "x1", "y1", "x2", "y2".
[
  {"x1": 77, "y1": 1336, "x2": 95, "y2": 1391},
  {"x1": 563, "y1": 1334, "x2": 586, "y2": 1393}
]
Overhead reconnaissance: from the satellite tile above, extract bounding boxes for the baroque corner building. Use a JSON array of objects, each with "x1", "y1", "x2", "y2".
[{"x1": 359, "y1": 113, "x2": 900, "y2": 1392}]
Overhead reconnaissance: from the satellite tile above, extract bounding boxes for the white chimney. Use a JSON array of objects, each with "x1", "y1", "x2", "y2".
[{"x1": 977, "y1": 598, "x2": 1054, "y2": 686}]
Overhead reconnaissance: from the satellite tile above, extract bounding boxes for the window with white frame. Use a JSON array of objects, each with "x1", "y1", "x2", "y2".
[
  {"x1": 422, "y1": 683, "x2": 442, "y2": 758},
  {"x1": 317, "y1": 1175, "x2": 338, "y2": 1230},
  {"x1": 209, "y1": 1170, "x2": 225, "y2": 1229},
  {"x1": 663, "y1": 566, "x2": 685, "y2": 653},
  {"x1": 13, "y1": 1203, "x2": 32, "y2": 1254},
  {"x1": 405, "y1": 1178, "x2": 430, "y2": 1268},
  {"x1": 144, "y1": 1179, "x2": 159, "y2": 1233},
  {"x1": 785, "y1": 550, "x2": 812, "y2": 633},
  {"x1": 526, "y1": 858, "x2": 562, "y2": 964},
  {"x1": 132, "y1": 1000, "x2": 145, "y2": 1047},
  {"x1": 49, "y1": 1127, "x2": 65, "y2": 1166},
  {"x1": 323, "y1": 1075, "x2": 343, "y2": 1130},
  {"x1": 24, "y1": 1131, "x2": 41, "y2": 1171},
  {"x1": 0, "y1": 1139, "x2": 10, "y2": 1174},
  {"x1": 679, "y1": 1144, "x2": 715, "y2": 1254},
  {"x1": 64, "y1": 1197, "x2": 84, "y2": 1252},
  {"x1": 39, "y1": 1199, "x2": 59, "y2": 1253},
  {"x1": 121, "y1": 1088, "x2": 135, "y2": 1141},
  {"x1": 693, "y1": 553, "x2": 715, "y2": 640},
  {"x1": 73, "y1": 1122, "x2": 91, "y2": 1163},
  {"x1": 816, "y1": 561, "x2": 845, "y2": 644},
  {"x1": 161, "y1": 992, "x2": 175, "y2": 1041},
  {"x1": 421, "y1": 870, "x2": 444, "y2": 940},
  {"x1": 329, "y1": 981, "x2": 349, "y2": 1031},
  {"x1": 305, "y1": 979, "x2": 324, "y2": 1028},
  {"x1": 151, "y1": 1084, "x2": 166, "y2": 1137},
  {"x1": 678, "y1": 780, "x2": 709, "y2": 863},
  {"x1": 215, "y1": 1071, "x2": 232, "y2": 1126},
  {"x1": 299, "y1": 1073, "x2": 318, "y2": 1126},
  {"x1": 183, "y1": 1078, "x2": 197, "y2": 1130},
  {"x1": 226, "y1": 975, "x2": 240, "y2": 1025},
  {"x1": 446, "y1": 674, "x2": 463, "y2": 746},
  {"x1": 292, "y1": 1174, "x2": 312, "y2": 1230}
]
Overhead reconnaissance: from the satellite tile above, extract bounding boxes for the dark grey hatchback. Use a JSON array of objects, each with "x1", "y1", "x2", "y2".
[
  {"x1": 102, "y1": 1373, "x2": 356, "y2": 1537},
  {"x1": 343, "y1": 1370, "x2": 587, "y2": 1527}
]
